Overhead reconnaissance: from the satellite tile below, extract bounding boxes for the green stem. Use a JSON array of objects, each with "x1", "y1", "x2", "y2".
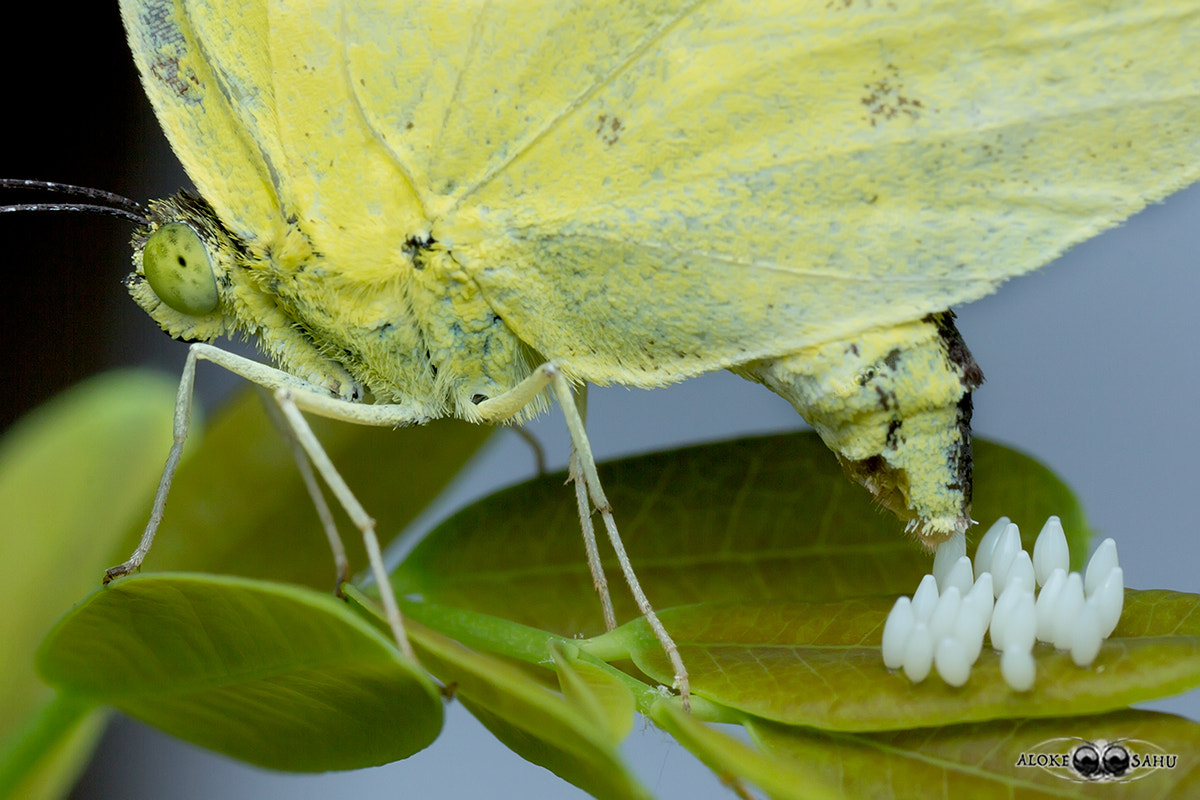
[{"x1": 397, "y1": 597, "x2": 572, "y2": 663}]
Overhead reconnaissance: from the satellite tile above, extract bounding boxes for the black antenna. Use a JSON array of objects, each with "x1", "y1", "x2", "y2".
[{"x1": 0, "y1": 178, "x2": 146, "y2": 224}]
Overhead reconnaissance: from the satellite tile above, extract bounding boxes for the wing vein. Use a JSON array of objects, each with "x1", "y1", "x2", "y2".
[
  {"x1": 437, "y1": 1, "x2": 493, "y2": 179},
  {"x1": 522, "y1": 87, "x2": 1200, "y2": 230},
  {"x1": 450, "y1": 0, "x2": 716, "y2": 212}
]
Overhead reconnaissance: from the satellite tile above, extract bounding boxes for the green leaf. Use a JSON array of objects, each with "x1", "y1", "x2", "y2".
[
  {"x1": 394, "y1": 433, "x2": 1086, "y2": 638},
  {"x1": 10, "y1": 398, "x2": 1108, "y2": 794},
  {"x1": 650, "y1": 702, "x2": 845, "y2": 800},
  {"x1": 746, "y1": 709, "x2": 1200, "y2": 798},
  {"x1": 2, "y1": 371, "x2": 486, "y2": 791},
  {"x1": 0, "y1": 370, "x2": 178, "y2": 798},
  {"x1": 139, "y1": 388, "x2": 492, "y2": 586},
  {"x1": 551, "y1": 642, "x2": 637, "y2": 746},
  {"x1": 0, "y1": 696, "x2": 107, "y2": 800},
  {"x1": 602, "y1": 590, "x2": 1200, "y2": 730},
  {"x1": 36, "y1": 574, "x2": 442, "y2": 772},
  {"x1": 341, "y1": 589, "x2": 651, "y2": 800}
]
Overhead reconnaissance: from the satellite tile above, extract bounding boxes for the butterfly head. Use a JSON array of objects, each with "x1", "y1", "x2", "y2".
[{"x1": 125, "y1": 192, "x2": 240, "y2": 343}]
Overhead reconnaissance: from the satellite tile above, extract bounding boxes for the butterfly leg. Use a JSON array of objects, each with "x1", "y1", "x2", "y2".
[
  {"x1": 104, "y1": 341, "x2": 367, "y2": 584},
  {"x1": 566, "y1": 384, "x2": 617, "y2": 631},
  {"x1": 107, "y1": 342, "x2": 430, "y2": 664},
  {"x1": 104, "y1": 341, "x2": 202, "y2": 583},
  {"x1": 475, "y1": 363, "x2": 691, "y2": 709},
  {"x1": 258, "y1": 392, "x2": 350, "y2": 588},
  {"x1": 271, "y1": 390, "x2": 415, "y2": 661},
  {"x1": 510, "y1": 426, "x2": 548, "y2": 475},
  {"x1": 569, "y1": 445, "x2": 617, "y2": 631}
]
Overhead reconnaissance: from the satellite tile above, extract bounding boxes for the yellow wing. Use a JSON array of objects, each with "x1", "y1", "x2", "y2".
[
  {"x1": 120, "y1": 0, "x2": 280, "y2": 244},
  {"x1": 340, "y1": 0, "x2": 1200, "y2": 386},
  {"x1": 126, "y1": 0, "x2": 1200, "y2": 390},
  {"x1": 121, "y1": 0, "x2": 428, "y2": 266}
]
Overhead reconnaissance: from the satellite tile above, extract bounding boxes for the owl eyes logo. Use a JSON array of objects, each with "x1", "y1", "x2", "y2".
[{"x1": 1015, "y1": 737, "x2": 1179, "y2": 783}]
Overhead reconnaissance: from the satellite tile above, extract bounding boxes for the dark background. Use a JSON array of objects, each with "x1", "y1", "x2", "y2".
[
  {"x1": 1, "y1": 7, "x2": 181, "y2": 430},
  {"x1": 3, "y1": 5, "x2": 1197, "y2": 798}
]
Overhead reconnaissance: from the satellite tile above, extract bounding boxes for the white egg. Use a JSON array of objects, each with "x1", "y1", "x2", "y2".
[
  {"x1": 884, "y1": 516, "x2": 1124, "y2": 690},
  {"x1": 964, "y1": 572, "x2": 994, "y2": 620},
  {"x1": 935, "y1": 637, "x2": 972, "y2": 687},
  {"x1": 952, "y1": 603, "x2": 987, "y2": 665},
  {"x1": 1005, "y1": 589, "x2": 1037, "y2": 652},
  {"x1": 1051, "y1": 572, "x2": 1086, "y2": 650},
  {"x1": 989, "y1": 524, "x2": 1022, "y2": 596},
  {"x1": 933, "y1": 532, "x2": 967, "y2": 592},
  {"x1": 882, "y1": 596, "x2": 915, "y2": 670},
  {"x1": 1085, "y1": 539, "x2": 1119, "y2": 596},
  {"x1": 929, "y1": 586, "x2": 962, "y2": 643},
  {"x1": 990, "y1": 577, "x2": 1030, "y2": 651},
  {"x1": 942, "y1": 556, "x2": 975, "y2": 597},
  {"x1": 1001, "y1": 647, "x2": 1037, "y2": 692},
  {"x1": 960, "y1": 588, "x2": 992, "y2": 636},
  {"x1": 1035, "y1": 568, "x2": 1067, "y2": 643},
  {"x1": 1089, "y1": 566, "x2": 1125, "y2": 638},
  {"x1": 911, "y1": 573, "x2": 939, "y2": 623},
  {"x1": 1069, "y1": 602, "x2": 1104, "y2": 667},
  {"x1": 973, "y1": 517, "x2": 1011, "y2": 579},
  {"x1": 1032, "y1": 516, "x2": 1070, "y2": 586},
  {"x1": 1007, "y1": 549, "x2": 1035, "y2": 593},
  {"x1": 903, "y1": 622, "x2": 935, "y2": 683}
]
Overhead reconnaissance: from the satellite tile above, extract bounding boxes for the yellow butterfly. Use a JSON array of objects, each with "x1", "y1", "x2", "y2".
[{"x1": 115, "y1": 0, "x2": 1200, "y2": 706}]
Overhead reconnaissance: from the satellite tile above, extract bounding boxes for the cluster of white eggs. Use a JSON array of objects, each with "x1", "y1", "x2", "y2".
[{"x1": 881, "y1": 516, "x2": 1124, "y2": 691}]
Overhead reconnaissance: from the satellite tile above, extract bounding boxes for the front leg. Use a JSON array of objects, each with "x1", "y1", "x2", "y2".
[{"x1": 105, "y1": 342, "x2": 434, "y2": 660}]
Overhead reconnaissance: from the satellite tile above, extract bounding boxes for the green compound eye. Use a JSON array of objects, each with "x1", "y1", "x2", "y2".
[{"x1": 142, "y1": 222, "x2": 219, "y2": 316}]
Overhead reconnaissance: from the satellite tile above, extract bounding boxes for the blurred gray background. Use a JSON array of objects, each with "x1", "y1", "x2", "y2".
[{"x1": 2, "y1": 6, "x2": 1196, "y2": 798}]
